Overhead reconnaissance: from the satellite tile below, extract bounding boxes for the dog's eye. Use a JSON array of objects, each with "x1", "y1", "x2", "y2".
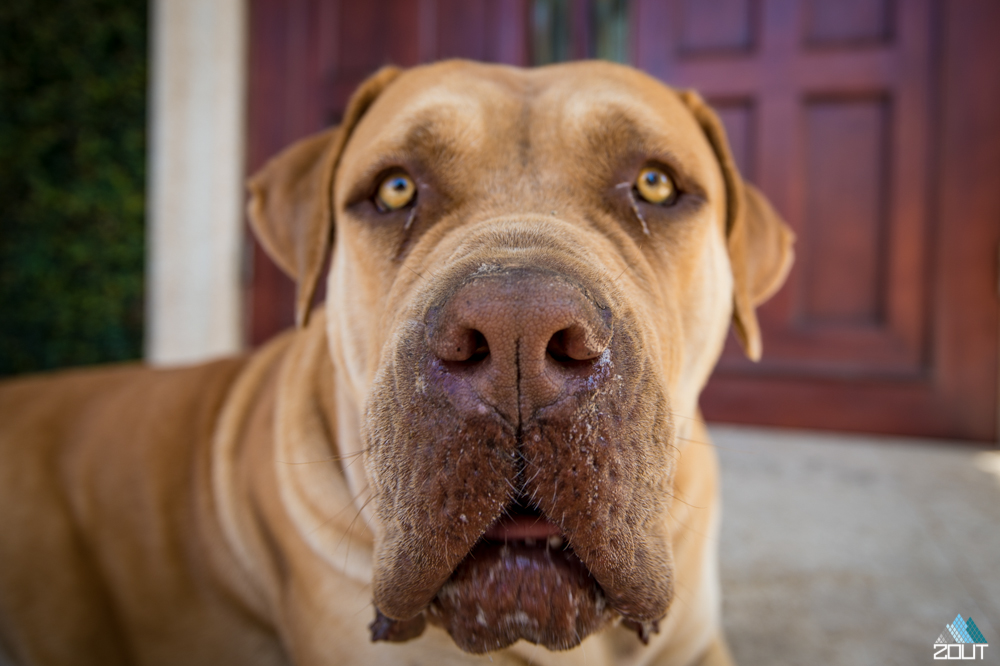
[
  {"x1": 376, "y1": 173, "x2": 416, "y2": 211},
  {"x1": 634, "y1": 167, "x2": 676, "y2": 205}
]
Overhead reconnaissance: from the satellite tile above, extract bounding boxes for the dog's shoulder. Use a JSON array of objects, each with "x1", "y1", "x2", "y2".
[{"x1": 0, "y1": 340, "x2": 300, "y2": 663}]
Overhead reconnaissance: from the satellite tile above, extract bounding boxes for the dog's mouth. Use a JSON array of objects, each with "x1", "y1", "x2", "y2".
[
  {"x1": 423, "y1": 500, "x2": 615, "y2": 653},
  {"x1": 369, "y1": 496, "x2": 667, "y2": 654},
  {"x1": 480, "y1": 503, "x2": 562, "y2": 544}
]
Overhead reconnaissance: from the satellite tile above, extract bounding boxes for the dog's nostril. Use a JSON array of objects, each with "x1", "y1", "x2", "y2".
[
  {"x1": 468, "y1": 330, "x2": 489, "y2": 363},
  {"x1": 546, "y1": 330, "x2": 573, "y2": 363},
  {"x1": 441, "y1": 328, "x2": 490, "y2": 364},
  {"x1": 546, "y1": 325, "x2": 604, "y2": 364}
]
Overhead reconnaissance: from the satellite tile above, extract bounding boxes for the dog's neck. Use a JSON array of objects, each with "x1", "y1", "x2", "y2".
[
  {"x1": 273, "y1": 309, "x2": 377, "y2": 584},
  {"x1": 208, "y1": 309, "x2": 377, "y2": 618},
  {"x1": 205, "y1": 330, "x2": 298, "y2": 623}
]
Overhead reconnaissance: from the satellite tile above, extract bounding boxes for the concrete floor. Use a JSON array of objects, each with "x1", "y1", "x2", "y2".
[{"x1": 710, "y1": 424, "x2": 1000, "y2": 666}]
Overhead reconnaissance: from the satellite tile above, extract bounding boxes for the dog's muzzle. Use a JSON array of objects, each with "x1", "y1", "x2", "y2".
[{"x1": 364, "y1": 263, "x2": 675, "y2": 653}]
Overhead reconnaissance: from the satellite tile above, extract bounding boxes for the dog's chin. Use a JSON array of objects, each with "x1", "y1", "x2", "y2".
[{"x1": 425, "y1": 511, "x2": 615, "y2": 653}]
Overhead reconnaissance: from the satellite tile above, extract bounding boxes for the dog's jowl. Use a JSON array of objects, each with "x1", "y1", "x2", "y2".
[{"x1": 0, "y1": 61, "x2": 793, "y2": 665}]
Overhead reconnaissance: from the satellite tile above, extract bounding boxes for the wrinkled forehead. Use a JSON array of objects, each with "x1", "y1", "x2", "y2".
[
  {"x1": 528, "y1": 63, "x2": 705, "y2": 146},
  {"x1": 336, "y1": 61, "x2": 719, "y2": 196}
]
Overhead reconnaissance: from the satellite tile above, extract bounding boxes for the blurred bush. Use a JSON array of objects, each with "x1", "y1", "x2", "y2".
[{"x1": 0, "y1": 0, "x2": 146, "y2": 376}]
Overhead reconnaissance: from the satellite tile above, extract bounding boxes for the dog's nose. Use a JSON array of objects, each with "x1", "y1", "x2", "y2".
[{"x1": 427, "y1": 269, "x2": 612, "y2": 422}]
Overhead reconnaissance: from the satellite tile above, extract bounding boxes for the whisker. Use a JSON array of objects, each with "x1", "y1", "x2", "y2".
[
  {"x1": 675, "y1": 434, "x2": 758, "y2": 455},
  {"x1": 341, "y1": 492, "x2": 377, "y2": 572},
  {"x1": 524, "y1": 463, "x2": 543, "y2": 488},
  {"x1": 350, "y1": 599, "x2": 374, "y2": 619},
  {"x1": 663, "y1": 489, "x2": 702, "y2": 510},
  {"x1": 612, "y1": 239, "x2": 645, "y2": 285},
  {"x1": 306, "y1": 483, "x2": 371, "y2": 539},
  {"x1": 339, "y1": 447, "x2": 373, "y2": 473},
  {"x1": 503, "y1": 475, "x2": 519, "y2": 495},
  {"x1": 665, "y1": 410, "x2": 703, "y2": 422},
  {"x1": 401, "y1": 262, "x2": 427, "y2": 282},
  {"x1": 277, "y1": 448, "x2": 367, "y2": 465}
]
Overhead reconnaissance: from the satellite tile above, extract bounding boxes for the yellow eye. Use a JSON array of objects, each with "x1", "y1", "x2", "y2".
[
  {"x1": 634, "y1": 167, "x2": 676, "y2": 205},
  {"x1": 376, "y1": 173, "x2": 416, "y2": 211}
]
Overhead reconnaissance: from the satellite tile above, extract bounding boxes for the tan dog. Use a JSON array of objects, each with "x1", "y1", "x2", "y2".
[{"x1": 0, "y1": 60, "x2": 792, "y2": 665}]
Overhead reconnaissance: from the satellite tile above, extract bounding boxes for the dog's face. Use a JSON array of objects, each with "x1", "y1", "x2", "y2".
[{"x1": 249, "y1": 60, "x2": 792, "y2": 654}]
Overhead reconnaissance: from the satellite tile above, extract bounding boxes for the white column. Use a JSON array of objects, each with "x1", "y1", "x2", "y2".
[{"x1": 147, "y1": 0, "x2": 247, "y2": 365}]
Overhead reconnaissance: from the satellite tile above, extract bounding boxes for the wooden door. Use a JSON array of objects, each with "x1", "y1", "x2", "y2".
[{"x1": 246, "y1": 0, "x2": 1000, "y2": 441}]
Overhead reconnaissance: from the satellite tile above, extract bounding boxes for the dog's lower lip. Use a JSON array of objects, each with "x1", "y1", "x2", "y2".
[{"x1": 482, "y1": 513, "x2": 562, "y2": 541}]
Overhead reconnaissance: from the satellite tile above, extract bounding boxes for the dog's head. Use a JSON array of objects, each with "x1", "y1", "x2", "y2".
[{"x1": 248, "y1": 60, "x2": 792, "y2": 653}]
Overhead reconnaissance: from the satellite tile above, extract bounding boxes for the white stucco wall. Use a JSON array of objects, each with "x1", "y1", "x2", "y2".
[{"x1": 146, "y1": 0, "x2": 247, "y2": 365}]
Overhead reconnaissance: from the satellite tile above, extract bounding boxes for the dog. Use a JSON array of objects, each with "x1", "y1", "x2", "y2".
[{"x1": 0, "y1": 60, "x2": 792, "y2": 665}]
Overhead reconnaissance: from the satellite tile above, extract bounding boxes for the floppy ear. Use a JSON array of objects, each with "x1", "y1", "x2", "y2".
[
  {"x1": 678, "y1": 90, "x2": 795, "y2": 361},
  {"x1": 247, "y1": 66, "x2": 402, "y2": 327}
]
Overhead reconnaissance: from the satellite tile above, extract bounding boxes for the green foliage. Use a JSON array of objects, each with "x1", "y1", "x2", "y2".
[{"x1": 0, "y1": 0, "x2": 147, "y2": 375}]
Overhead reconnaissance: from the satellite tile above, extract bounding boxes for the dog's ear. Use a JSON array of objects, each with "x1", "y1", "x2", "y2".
[
  {"x1": 678, "y1": 90, "x2": 795, "y2": 361},
  {"x1": 248, "y1": 66, "x2": 402, "y2": 327}
]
